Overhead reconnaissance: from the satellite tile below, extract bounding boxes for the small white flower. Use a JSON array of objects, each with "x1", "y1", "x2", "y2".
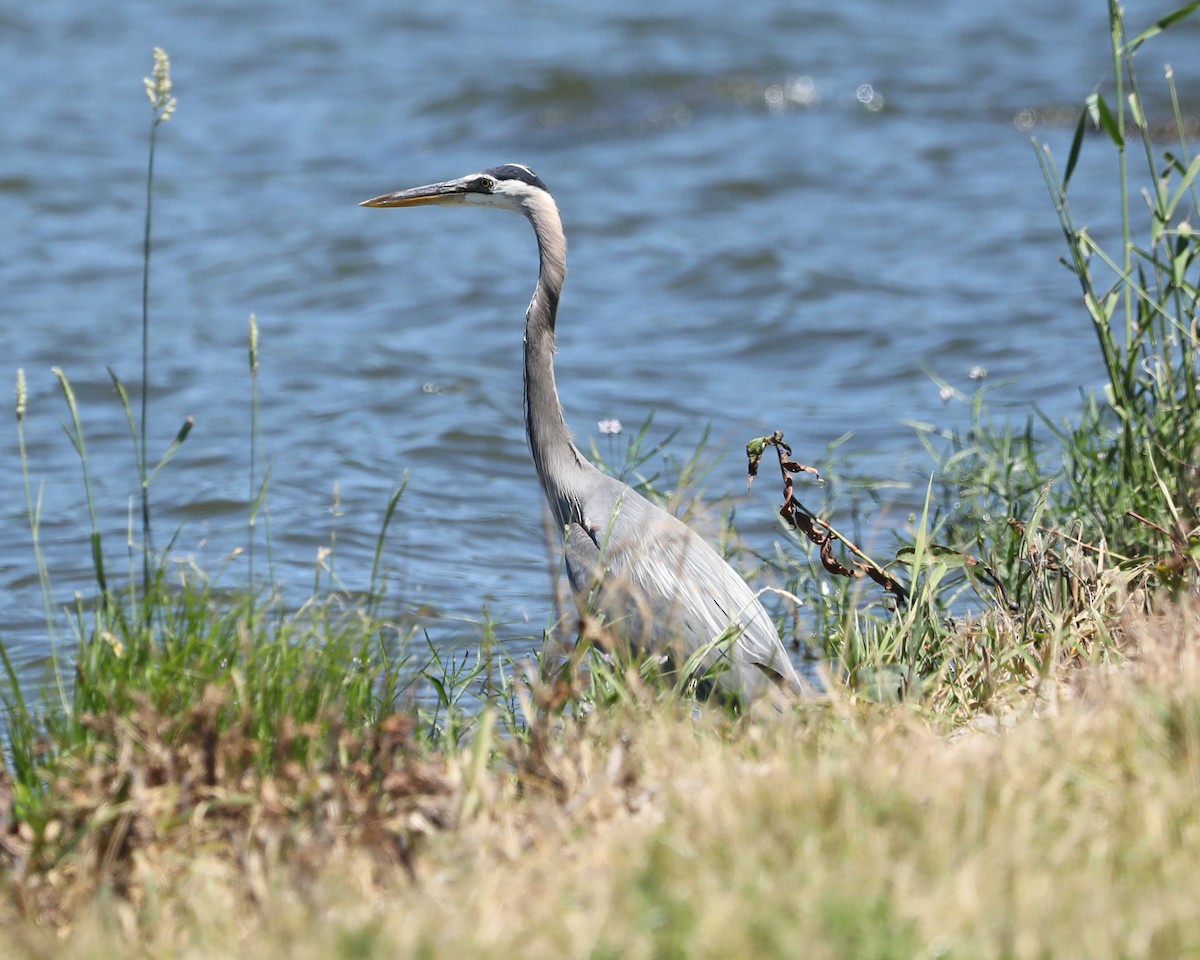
[
  {"x1": 598, "y1": 418, "x2": 622, "y2": 435},
  {"x1": 969, "y1": 365, "x2": 987, "y2": 380},
  {"x1": 939, "y1": 386, "x2": 954, "y2": 403}
]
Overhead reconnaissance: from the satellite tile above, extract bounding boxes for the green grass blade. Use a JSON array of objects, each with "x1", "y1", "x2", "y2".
[
  {"x1": 368, "y1": 477, "x2": 408, "y2": 615},
  {"x1": 1086, "y1": 93, "x2": 1124, "y2": 149},
  {"x1": 51, "y1": 368, "x2": 109, "y2": 603},
  {"x1": 1062, "y1": 107, "x2": 1089, "y2": 191},
  {"x1": 1125, "y1": 0, "x2": 1200, "y2": 52},
  {"x1": 145, "y1": 416, "x2": 195, "y2": 486}
]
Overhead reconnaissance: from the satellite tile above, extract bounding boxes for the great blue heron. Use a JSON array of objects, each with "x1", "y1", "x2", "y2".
[{"x1": 362, "y1": 163, "x2": 811, "y2": 701}]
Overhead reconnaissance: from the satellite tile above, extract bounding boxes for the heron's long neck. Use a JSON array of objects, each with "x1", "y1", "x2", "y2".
[{"x1": 522, "y1": 198, "x2": 591, "y2": 528}]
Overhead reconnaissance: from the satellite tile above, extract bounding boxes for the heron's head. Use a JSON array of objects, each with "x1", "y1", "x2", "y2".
[
  {"x1": 360, "y1": 163, "x2": 550, "y2": 216},
  {"x1": 361, "y1": 163, "x2": 566, "y2": 288}
]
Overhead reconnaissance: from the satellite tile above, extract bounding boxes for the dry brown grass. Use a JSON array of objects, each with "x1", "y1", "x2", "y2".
[{"x1": 5, "y1": 598, "x2": 1200, "y2": 959}]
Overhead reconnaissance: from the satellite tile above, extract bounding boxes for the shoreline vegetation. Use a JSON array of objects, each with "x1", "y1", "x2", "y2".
[{"x1": 3, "y1": 3, "x2": 1200, "y2": 955}]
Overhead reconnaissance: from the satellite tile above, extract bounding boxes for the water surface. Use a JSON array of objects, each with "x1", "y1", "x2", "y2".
[{"x1": 2, "y1": 0, "x2": 1197, "y2": 675}]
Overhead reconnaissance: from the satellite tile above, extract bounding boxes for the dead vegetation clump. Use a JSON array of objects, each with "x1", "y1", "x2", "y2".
[{"x1": 0, "y1": 683, "x2": 459, "y2": 929}]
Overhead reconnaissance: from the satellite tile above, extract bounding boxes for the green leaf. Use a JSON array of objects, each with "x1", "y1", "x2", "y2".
[
  {"x1": 1162, "y1": 151, "x2": 1188, "y2": 177},
  {"x1": 146, "y1": 416, "x2": 195, "y2": 486},
  {"x1": 1086, "y1": 93, "x2": 1124, "y2": 148},
  {"x1": 425, "y1": 673, "x2": 448, "y2": 708},
  {"x1": 1126, "y1": 0, "x2": 1200, "y2": 52},
  {"x1": 107, "y1": 367, "x2": 143, "y2": 469},
  {"x1": 1165, "y1": 154, "x2": 1200, "y2": 221},
  {"x1": 1062, "y1": 107, "x2": 1089, "y2": 191},
  {"x1": 1127, "y1": 92, "x2": 1145, "y2": 130},
  {"x1": 1172, "y1": 236, "x2": 1195, "y2": 288}
]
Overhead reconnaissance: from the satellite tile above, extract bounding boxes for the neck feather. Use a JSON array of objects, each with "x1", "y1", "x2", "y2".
[{"x1": 520, "y1": 191, "x2": 590, "y2": 526}]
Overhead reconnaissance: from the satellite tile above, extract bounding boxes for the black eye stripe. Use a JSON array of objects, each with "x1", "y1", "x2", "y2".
[{"x1": 482, "y1": 163, "x2": 547, "y2": 192}]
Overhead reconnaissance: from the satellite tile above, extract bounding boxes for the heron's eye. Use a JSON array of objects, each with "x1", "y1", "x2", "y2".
[{"x1": 475, "y1": 177, "x2": 494, "y2": 192}]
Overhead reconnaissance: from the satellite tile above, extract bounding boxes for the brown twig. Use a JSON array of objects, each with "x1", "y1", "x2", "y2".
[{"x1": 746, "y1": 431, "x2": 909, "y2": 603}]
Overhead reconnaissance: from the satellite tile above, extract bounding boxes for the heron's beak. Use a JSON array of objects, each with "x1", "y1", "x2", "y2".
[{"x1": 359, "y1": 179, "x2": 471, "y2": 208}]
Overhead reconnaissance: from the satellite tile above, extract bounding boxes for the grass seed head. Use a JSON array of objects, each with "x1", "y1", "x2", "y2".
[
  {"x1": 144, "y1": 46, "x2": 177, "y2": 122},
  {"x1": 15, "y1": 367, "x2": 26, "y2": 422}
]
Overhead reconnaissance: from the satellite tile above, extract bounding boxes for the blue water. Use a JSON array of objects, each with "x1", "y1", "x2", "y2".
[{"x1": 1, "y1": 0, "x2": 1197, "y2": 676}]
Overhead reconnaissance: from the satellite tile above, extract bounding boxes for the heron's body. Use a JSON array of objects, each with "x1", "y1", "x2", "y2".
[{"x1": 362, "y1": 163, "x2": 809, "y2": 701}]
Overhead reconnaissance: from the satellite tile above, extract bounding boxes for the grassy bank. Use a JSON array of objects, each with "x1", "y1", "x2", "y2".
[
  {"x1": 3, "y1": 2, "x2": 1200, "y2": 955},
  {"x1": 4, "y1": 600, "x2": 1200, "y2": 958}
]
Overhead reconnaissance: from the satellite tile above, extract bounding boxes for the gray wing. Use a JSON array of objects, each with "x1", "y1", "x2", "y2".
[{"x1": 561, "y1": 479, "x2": 806, "y2": 700}]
